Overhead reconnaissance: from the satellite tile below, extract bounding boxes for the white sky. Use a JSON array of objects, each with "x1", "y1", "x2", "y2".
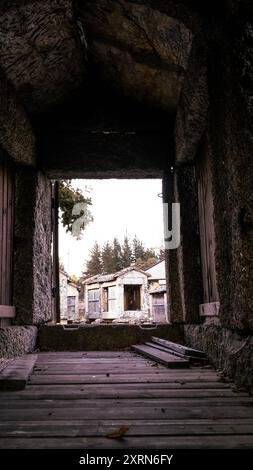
[{"x1": 59, "y1": 179, "x2": 164, "y2": 277}]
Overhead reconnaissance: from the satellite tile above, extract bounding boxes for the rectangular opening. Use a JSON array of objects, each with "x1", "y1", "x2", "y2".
[
  {"x1": 53, "y1": 178, "x2": 167, "y2": 325},
  {"x1": 103, "y1": 286, "x2": 116, "y2": 313},
  {"x1": 124, "y1": 285, "x2": 141, "y2": 311}
]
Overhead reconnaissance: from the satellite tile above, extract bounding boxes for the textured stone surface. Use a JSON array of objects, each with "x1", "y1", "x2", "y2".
[
  {"x1": 13, "y1": 168, "x2": 52, "y2": 325},
  {"x1": 81, "y1": 0, "x2": 192, "y2": 112},
  {"x1": 38, "y1": 324, "x2": 184, "y2": 351},
  {"x1": 0, "y1": 0, "x2": 85, "y2": 113},
  {"x1": 177, "y1": 166, "x2": 202, "y2": 322},
  {"x1": 33, "y1": 172, "x2": 52, "y2": 324},
  {"x1": 0, "y1": 326, "x2": 37, "y2": 358},
  {"x1": 0, "y1": 72, "x2": 35, "y2": 165},
  {"x1": 207, "y1": 21, "x2": 253, "y2": 331},
  {"x1": 175, "y1": 34, "x2": 209, "y2": 163},
  {"x1": 174, "y1": 12, "x2": 253, "y2": 333},
  {"x1": 184, "y1": 325, "x2": 253, "y2": 393}
]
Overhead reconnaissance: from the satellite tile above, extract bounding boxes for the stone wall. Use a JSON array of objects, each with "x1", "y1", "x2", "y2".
[
  {"x1": 38, "y1": 324, "x2": 184, "y2": 351},
  {"x1": 185, "y1": 325, "x2": 253, "y2": 394},
  {"x1": 163, "y1": 168, "x2": 201, "y2": 324},
  {"x1": 13, "y1": 168, "x2": 52, "y2": 325},
  {"x1": 174, "y1": 13, "x2": 253, "y2": 392},
  {"x1": 0, "y1": 72, "x2": 35, "y2": 166},
  {"x1": 0, "y1": 326, "x2": 38, "y2": 358},
  {"x1": 206, "y1": 21, "x2": 253, "y2": 332},
  {"x1": 174, "y1": 14, "x2": 253, "y2": 333}
]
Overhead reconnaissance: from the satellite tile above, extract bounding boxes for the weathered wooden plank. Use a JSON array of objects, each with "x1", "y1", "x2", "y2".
[
  {"x1": 1, "y1": 404, "x2": 252, "y2": 421},
  {"x1": 29, "y1": 373, "x2": 220, "y2": 385},
  {"x1": 1, "y1": 435, "x2": 253, "y2": 449},
  {"x1": 0, "y1": 420, "x2": 253, "y2": 437},
  {"x1": 0, "y1": 397, "x2": 252, "y2": 410},
  {"x1": 145, "y1": 342, "x2": 207, "y2": 365},
  {"x1": 37, "y1": 352, "x2": 136, "y2": 357},
  {"x1": 132, "y1": 344, "x2": 190, "y2": 367},
  {"x1": 0, "y1": 355, "x2": 37, "y2": 391},
  {"x1": 32, "y1": 370, "x2": 169, "y2": 376},
  {"x1": 151, "y1": 337, "x2": 206, "y2": 358},
  {"x1": 0, "y1": 382, "x2": 231, "y2": 398},
  {"x1": 145, "y1": 341, "x2": 207, "y2": 363},
  {"x1": 34, "y1": 360, "x2": 158, "y2": 366},
  {"x1": 0, "y1": 388, "x2": 244, "y2": 400},
  {"x1": 33, "y1": 364, "x2": 163, "y2": 370}
]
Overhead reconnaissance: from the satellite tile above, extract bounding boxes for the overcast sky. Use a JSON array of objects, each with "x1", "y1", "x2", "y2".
[{"x1": 59, "y1": 179, "x2": 164, "y2": 277}]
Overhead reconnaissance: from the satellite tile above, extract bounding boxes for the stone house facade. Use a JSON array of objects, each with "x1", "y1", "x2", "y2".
[{"x1": 84, "y1": 267, "x2": 150, "y2": 322}]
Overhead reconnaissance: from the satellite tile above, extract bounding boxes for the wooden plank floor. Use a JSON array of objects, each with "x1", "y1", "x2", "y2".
[{"x1": 0, "y1": 351, "x2": 253, "y2": 449}]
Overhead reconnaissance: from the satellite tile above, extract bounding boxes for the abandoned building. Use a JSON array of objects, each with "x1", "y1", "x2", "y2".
[
  {"x1": 84, "y1": 266, "x2": 150, "y2": 322},
  {"x1": 0, "y1": 0, "x2": 253, "y2": 449},
  {"x1": 145, "y1": 259, "x2": 167, "y2": 322},
  {"x1": 59, "y1": 270, "x2": 80, "y2": 323}
]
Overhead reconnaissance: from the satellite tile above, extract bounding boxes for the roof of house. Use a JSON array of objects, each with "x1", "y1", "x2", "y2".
[
  {"x1": 67, "y1": 280, "x2": 80, "y2": 290},
  {"x1": 149, "y1": 285, "x2": 166, "y2": 294},
  {"x1": 84, "y1": 266, "x2": 150, "y2": 285},
  {"x1": 144, "y1": 258, "x2": 165, "y2": 271}
]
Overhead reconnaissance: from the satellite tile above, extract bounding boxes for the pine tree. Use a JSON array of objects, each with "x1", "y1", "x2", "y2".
[
  {"x1": 135, "y1": 256, "x2": 158, "y2": 270},
  {"x1": 102, "y1": 241, "x2": 114, "y2": 274},
  {"x1": 143, "y1": 247, "x2": 157, "y2": 261},
  {"x1": 122, "y1": 236, "x2": 133, "y2": 267},
  {"x1": 132, "y1": 235, "x2": 146, "y2": 262},
  {"x1": 112, "y1": 237, "x2": 123, "y2": 272},
  {"x1": 86, "y1": 241, "x2": 102, "y2": 276}
]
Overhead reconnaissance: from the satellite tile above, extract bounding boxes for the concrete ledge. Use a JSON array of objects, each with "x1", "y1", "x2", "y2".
[
  {"x1": 38, "y1": 324, "x2": 184, "y2": 352},
  {"x1": 0, "y1": 326, "x2": 38, "y2": 358},
  {"x1": 0, "y1": 354, "x2": 37, "y2": 390},
  {"x1": 184, "y1": 325, "x2": 253, "y2": 394}
]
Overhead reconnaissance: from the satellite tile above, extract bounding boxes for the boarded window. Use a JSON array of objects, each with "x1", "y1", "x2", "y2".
[
  {"x1": 103, "y1": 286, "x2": 116, "y2": 312},
  {"x1": 88, "y1": 288, "x2": 100, "y2": 318},
  {"x1": 124, "y1": 285, "x2": 141, "y2": 310},
  {"x1": 108, "y1": 286, "x2": 116, "y2": 312}
]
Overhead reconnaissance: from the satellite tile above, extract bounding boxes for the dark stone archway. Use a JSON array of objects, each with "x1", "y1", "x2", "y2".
[{"x1": 0, "y1": 0, "x2": 252, "y2": 392}]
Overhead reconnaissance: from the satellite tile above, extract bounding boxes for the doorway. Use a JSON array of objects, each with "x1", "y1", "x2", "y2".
[
  {"x1": 124, "y1": 285, "x2": 141, "y2": 311},
  {"x1": 52, "y1": 178, "x2": 167, "y2": 324}
]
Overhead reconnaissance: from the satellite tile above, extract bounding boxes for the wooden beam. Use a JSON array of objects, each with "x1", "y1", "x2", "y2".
[
  {"x1": 52, "y1": 181, "x2": 60, "y2": 324},
  {"x1": 199, "y1": 302, "x2": 220, "y2": 317},
  {"x1": 0, "y1": 305, "x2": 16, "y2": 318}
]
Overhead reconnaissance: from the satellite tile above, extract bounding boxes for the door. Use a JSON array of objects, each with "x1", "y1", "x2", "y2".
[
  {"x1": 152, "y1": 293, "x2": 166, "y2": 322},
  {"x1": 88, "y1": 288, "x2": 100, "y2": 319},
  {"x1": 196, "y1": 137, "x2": 219, "y2": 310},
  {"x1": 67, "y1": 295, "x2": 76, "y2": 321},
  {"x1": 0, "y1": 152, "x2": 15, "y2": 326}
]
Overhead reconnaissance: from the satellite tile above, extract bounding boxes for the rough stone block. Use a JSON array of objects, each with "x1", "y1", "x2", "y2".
[{"x1": 0, "y1": 326, "x2": 38, "y2": 358}]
